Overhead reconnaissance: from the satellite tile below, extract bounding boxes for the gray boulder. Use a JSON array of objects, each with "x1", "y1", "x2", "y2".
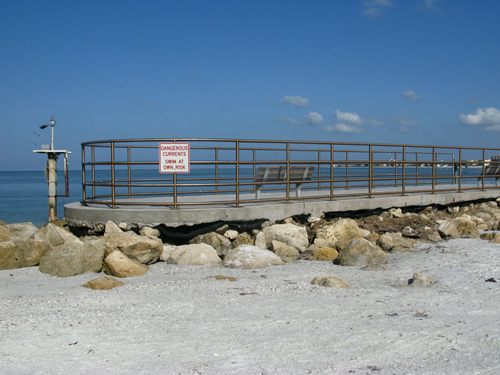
[
  {"x1": 163, "y1": 243, "x2": 222, "y2": 266},
  {"x1": 0, "y1": 225, "x2": 14, "y2": 242},
  {"x1": 0, "y1": 241, "x2": 24, "y2": 269},
  {"x1": 0, "y1": 238, "x2": 50, "y2": 269},
  {"x1": 104, "y1": 250, "x2": 148, "y2": 278},
  {"x1": 5, "y1": 222, "x2": 39, "y2": 239},
  {"x1": 271, "y1": 240, "x2": 300, "y2": 262},
  {"x1": 39, "y1": 238, "x2": 106, "y2": 277},
  {"x1": 437, "y1": 221, "x2": 460, "y2": 239},
  {"x1": 336, "y1": 238, "x2": 388, "y2": 266},
  {"x1": 104, "y1": 231, "x2": 162, "y2": 264},
  {"x1": 378, "y1": 232, "x2": 415, "y2": 253},
  {"x1": 223, "y1": 245, "x2": 284, "y2": 269},
  {"x1": 189, "y1": 232, "x2": 232, "y2": 256},
  {"x1": 262, "y1": 223, "x2": 309, "y2": 252},
  {"x1": 35, "y1": 223, "x2": 82, "y2": 247}
]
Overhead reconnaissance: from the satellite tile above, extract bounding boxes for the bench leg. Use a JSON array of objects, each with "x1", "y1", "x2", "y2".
[
  {"x1": 296, "y1": 184, "x2": 302, "y2": 198},
  {"x1": 256, "y1": 187, "x2": 261, "y2": 199}
]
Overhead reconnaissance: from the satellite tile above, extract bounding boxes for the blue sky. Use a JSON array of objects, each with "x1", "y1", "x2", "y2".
[{"x1": 1, "y1": 0, "x2": 499, "y2": 170}]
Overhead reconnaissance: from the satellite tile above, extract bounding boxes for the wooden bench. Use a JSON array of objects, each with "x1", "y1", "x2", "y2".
[
  {"x1": 478, "y1": 156, "x2": 500, "y2": 186},
  {"x1": 254, "y1": 165, "x2": 315, "y2": 199}
]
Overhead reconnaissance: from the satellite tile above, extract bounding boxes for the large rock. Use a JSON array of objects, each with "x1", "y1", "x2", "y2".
[
  {"x1": 315, "y1": 219, "x2": 364, "y2": 250},
  {"x1": 0, "y1": 225, "x2": 14, "y2": 242},
  {"x1": 163, "y1": 243, "x2": 222, "y2": 266},
  {"x1": 104, "y1": 220, "x2": 123, "y2": 236},
  {"x1": 5, "y1": 222, "x2": 39, "y2": 239},
  {"x1": 104, "y1": 250, "x2": 148, "y2": 278},
  {"x1": 189, "y1": 232, "x2": 232, "y2": 256},
  {"x1": 0, "y1": 241, "x2": 24, "y2": 269},
  {"x1": 451, "y1": 215, "x2": 478, "y2": 236},
  {"x1": 437, "y1": 221, "x2": 460, "y2": 239},
  {"x1": 39, "y1": 238, "x2": 106, "y2": 277},
  {"x1": 336, "y1": 238, "x2": 388, "y2": 266},
  {"x1": 35, "y1": 223, "x2": 82, "y2": 247},
  {"x1": 378, "y1": 232, "x2": 415, "y2": 253},
  {"x1": 262, "y1": 223, "x2": 309, "y2": 252},
  {"x1": 271, "y1": 240, "x2": 300, "y2": 262},
  {"x1": 232, "y1": 232, "x2": 255, "y2": 248},
  {"x1": 104, "y1": 231, "x2": 162, "y2": 264},
  {"x1": 223, "y1": 245, "x2": 284, "y2": 269},
  {"x1": 11, "y1": 238, "x2": 50, "y2": 267},
  {"x1": 139, "y1": 226, "x2": 161, "y2": 238},
  {"x1": 311, "y1": 276, "x2": 350, "y2": 288},
  {"x1": 312, "y1": 247, "x2": 339, "y2": 261}
]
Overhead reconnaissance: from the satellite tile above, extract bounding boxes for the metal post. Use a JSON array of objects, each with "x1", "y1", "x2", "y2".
[{"x1": 47, "y1": 152, "x2": 58, "y2": 221}]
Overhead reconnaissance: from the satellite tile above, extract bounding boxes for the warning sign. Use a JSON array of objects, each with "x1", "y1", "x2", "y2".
[{"x1": 159, "y1": 143, "x2": 190, "y2": 173}]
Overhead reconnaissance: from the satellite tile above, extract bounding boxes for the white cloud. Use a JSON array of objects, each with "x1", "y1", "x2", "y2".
[
  {"x1": 459, "y1": 107, "x2": 500, "y2": 130},
  {"x1": 333, "y1": 109, "x2": 363, "y2": 125},
  {"x1": 275, "y1": 117, "x2": 300, "y2": 125},
  {"x1": 304, "y1": 112, "x2": 324, "y2": 125},
  {"x1": 418, "y1": 0, "x2": 441, "y2": 12},
  {"x1": 280, "y1": 95, "x2": 309, "y2": 107},
  {"x1": 323, "y1": 123, "x2": 361, "y2": 133},
  {"x1": 362, "y1": 0, "x2": 393, "y2": 17},
  {"x1": 402, "y1": 90, "x2": 421, "y2": 102}
]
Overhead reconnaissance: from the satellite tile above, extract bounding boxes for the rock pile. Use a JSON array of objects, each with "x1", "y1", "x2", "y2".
[{"x1": 2, "y1": 199, "x2": 500, "y2": 285}]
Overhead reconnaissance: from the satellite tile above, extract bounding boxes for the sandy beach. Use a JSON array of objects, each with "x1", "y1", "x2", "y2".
[{"x1": 1, "y1": 238, "x2": 499, "y2": 375}]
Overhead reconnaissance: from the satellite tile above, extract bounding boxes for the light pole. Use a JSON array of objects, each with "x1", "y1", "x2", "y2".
[{"x1": 34, "y1": 116, "x2": 71, "y2": 222}]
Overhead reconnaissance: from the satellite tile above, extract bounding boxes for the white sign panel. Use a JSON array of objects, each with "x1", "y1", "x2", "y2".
[{"x1": 159, "y1": 143, "x2": 190, "y2": 173}]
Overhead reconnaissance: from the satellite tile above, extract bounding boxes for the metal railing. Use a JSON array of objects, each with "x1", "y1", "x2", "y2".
[{"x1": 81, "y1": 138, "x2": 500, "y2": 208}]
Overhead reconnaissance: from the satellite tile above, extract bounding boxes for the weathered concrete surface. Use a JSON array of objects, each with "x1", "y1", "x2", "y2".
[{"x1": 64, "y1": 186, "x2": 500, "y2": 228}]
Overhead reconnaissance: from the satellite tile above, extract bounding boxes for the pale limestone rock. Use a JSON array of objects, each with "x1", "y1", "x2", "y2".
[
  {"x1": 160, "y1": 244, "x2": 177, "y2": 262},
  {"x1": 190, "y1": 232, "x2": 232, "y2": 256},
  {"x1": 313, "y1": 238, "x2": 334, "y2": 248},
  {"x1": 271, "y1": 240, "x2": 300, "y2": 262},
  {"x1": 336, "y1": 238, "x2": 388, "y2": 267},
  {"x1": 0, "y1": 225, "x2": 13, "y2": 242},
  {"x1": 5, "y1": 222, "x2": 39, "y2": 239},
  {"x1": 82, "y1": 276, "x2": 124, "y2": 290},
  {"x1": 223, "y1": 230, "x2": 238, "y2": 240},
  {"x1": 408, "y1": 272, "x2": 436, "y2": 287},
  {"x1": 262, "y1": 223, "x2": 309, "y2": 252},
  {"x1": 390, "y1": 208, "x2": 403, "y2": 218},
  {"x1": 139, "y1": 226, "x2": 161, "y2": 238},
  {"x1": 165, "y1": 244, "x2": 222, "y2": 266},
  {"x1": 35, "y1": 223, "x2": 82, "y2": 247},
  {"x1": 0, "y1": 241, "x2": 24, "y2": 269},
  {"x1": 104, "y1": 221, "x2": 123, "y2": 236},
  {"x1": 312, "y1": 247, "x2": 339, "y2": 261},
  {"x1": 11, "y1": 238, "x2": 49, "y2": 267},
  {"x1": 437, "y1": 221, "x2": 460, "y2": 239},
  {"x1": 451, "y1": 216, "x2": 478, "y2": 236},
  {"x1": 254, "y1": 232, "x2": 267, "y2": 249},
  {"x1": 315, "y1": 219, "x2": 364, "y2": 249},
  {"x1": 311, "y1": 276, "x2": 350, "y2": 288},
  {"x1": 232, "y1": 232, "x2": 255, "y2": 248},
  {"x1": 105, "y1": 250, "x2": 148, "y2": 278},
  {"x1": 39, "y1": 238, "x2": 106, "y2": 277},
  {"x1": 378, "y1": 232, "x2": 415, "y2": 253},
  {"x1": 223, "y1": 245, "x2": 283, "y2": 269},
  {"x1": 104, "y1": 231, "x2": 162, "y2": 264}
]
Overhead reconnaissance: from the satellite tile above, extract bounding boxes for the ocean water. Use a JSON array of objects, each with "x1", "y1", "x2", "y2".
[{"x1": 0, "y1": 170, "x2": 82, "y2": 226}]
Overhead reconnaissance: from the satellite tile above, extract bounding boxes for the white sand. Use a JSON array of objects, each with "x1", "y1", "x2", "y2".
[{"x1": 1, "y1": 238, "x2": 499, "y2": 375}]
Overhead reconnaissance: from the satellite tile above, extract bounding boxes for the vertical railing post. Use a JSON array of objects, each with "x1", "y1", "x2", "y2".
[
  {"x1": 402, "y1": 146, "x2": 406, "y2": 195},
  {"x1": 330, "y1": 143, "x2": 334, "y2": 200},
  {"x1": 394, "y1": 151, "x2": 398, "y2": 187},
  {"x1": 111, "y1": 141, "x2": 116, "y2": 207},
  {"x1": 215, "y1": 147, "x2": 219, "y2": 195},
  {"x1": 235, "y1": 140, "x2": 240, "y2": 207},
  {"x1": 481, "y1": 148, "x2": 486, "y2": 190},
  {"x1": 91, "y1": 146, "x2": 96, "y2": 199},
  {"x1": 317, "y1": 150, "x2": 321, "y2": 190},
  {"x1": 346, "y1": 151, "x2": 350, "y2": 190},
  {"x1": 458, "y1": 148, "x2": 462, "y2": 192},
  {"x1": 127, "y1": 146, "x2": 132, "y2": 198},
  {"x1": 286, "y1": 141, "x2": 290, "y2": 202},
  {"x1": 81, "y1": 144, "x2": 86, "y2": 204},
  {"x1": 368, "y1": 145, "x2": 373, "y2": 198},
  {"x1": 432, "y1": 147, "x2": 436, "y2": 193}
]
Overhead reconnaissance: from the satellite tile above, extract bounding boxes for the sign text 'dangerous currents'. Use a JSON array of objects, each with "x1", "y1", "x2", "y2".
[{"x1": 159, "y1": 143, "x2": 190, "y2": 173}]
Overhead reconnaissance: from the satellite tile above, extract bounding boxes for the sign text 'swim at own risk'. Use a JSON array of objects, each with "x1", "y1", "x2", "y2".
[{"x1": 159, "y1": 143, "x2": 190, "y2": 173}]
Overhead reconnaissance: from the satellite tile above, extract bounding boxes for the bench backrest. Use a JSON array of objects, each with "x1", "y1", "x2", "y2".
[
  {"x1": 255, "y1": 166, "x2": 315, "y2": 183},
  {"x1": 484, "y1": 162, "x2": 500, "y2": 176}
]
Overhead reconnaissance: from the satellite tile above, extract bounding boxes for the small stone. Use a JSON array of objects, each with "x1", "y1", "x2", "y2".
[
  {"x1": 408, "y1": 272, "x2": 436, "y2": 287},
  {"x1": 311, "y1": 276, "x2": 350, "y2": 288},
  {"x1": 312, "y1": 247, "x2": 339, "y2": 261},
  {"x1": 82, "y1": 276, "x2": 125, "y2": 290}
]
